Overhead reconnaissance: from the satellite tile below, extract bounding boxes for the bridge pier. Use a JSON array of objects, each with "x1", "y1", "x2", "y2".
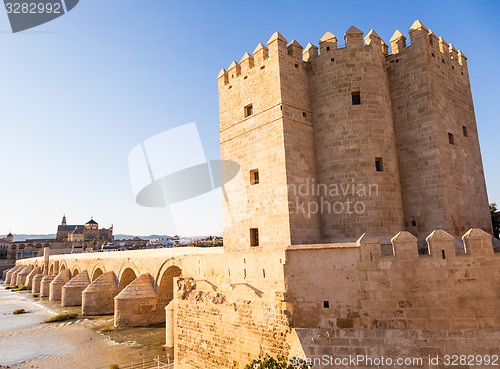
[
  {"x1": 82, "y1": 272, "x2": 118, "y2": 315},
  {"x1": 16, "y1": 265, "x2": 33, "y2": 286},
  {"x1": 5, "y1": 265, "x2": 22, "y2": 285},
  {"x1": 25, "y1": 267, "x2": 40, "y2": 290},
  {"x1": 32, "y1": 274, "x2": 44, "y2": 294},
  {"x1": 166, "y1": 300, "x2": 175, "y2": 348},
  {"x1": 62, "y1": 270, "x2": 90, "y2": 307},
  {"x1": 49, "y1": 269, "x2": 71, "y2": 301},
  {"x1": 40, "y1": 275, "x2": 55, "y2": 298},
  {"x1": 114, "y1": 273, "x2": 159, "y2": 327},
  {"x1": 3, "y1": 267, "x2": 12, "y2": 281}
]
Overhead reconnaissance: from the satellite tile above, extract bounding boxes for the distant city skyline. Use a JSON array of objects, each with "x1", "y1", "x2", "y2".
[{"x1": 0, "y1": 0, "x2": 498, "y2": 236}]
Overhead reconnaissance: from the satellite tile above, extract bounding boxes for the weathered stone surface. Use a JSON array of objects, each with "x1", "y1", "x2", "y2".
[
  {"x1": 5, "y1": 265, "x2": 22, "y2": 285},
  {"x1": 32, "y1": 274, "x2": 43, "y2": 294},
  {"x1": 114, "y1": 273, "x2": 159, "y2": 327},
  {"x1": 25, "y1": 267, "x2": 40, "y2": 290},
  {"x1": 61, "y1": 270, "x2": 90, "y2": 307},
  {"x1": 40, "y1": 275, "x2": 55, "y2": 298},
  {"x1": 82, "y1": 272, "x2": 118, "y2": 315},
  {"x1": 16, "y1": 265, "x2": 33, "y2": 286},
  {"x1": 49, "y1": 269, "x2": 71, "y2": 301}
]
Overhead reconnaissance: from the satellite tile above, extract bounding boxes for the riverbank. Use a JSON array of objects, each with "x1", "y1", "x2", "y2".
[{"x1": 0, "y1": 282, "x2": 170, "y2": 369}]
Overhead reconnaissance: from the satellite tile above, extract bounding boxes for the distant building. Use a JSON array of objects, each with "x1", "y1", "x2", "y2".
[
  {"x1": 2, "y1": 215, "x2": 114, "y2": 260},
  {"x1": 56, "y1": 215, "x2": 113, "y2": 242}
]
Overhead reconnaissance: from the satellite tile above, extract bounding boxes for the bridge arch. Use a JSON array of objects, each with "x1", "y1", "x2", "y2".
[
  {"x1": 49, "y1": 262, "x2": 55, "y2": 275},
  {"x1": 59, "y1": 261, "x2": 67, "y2": 272},
  {"x1": 90, "y1": 263, "x2": 105, "y2": 282},
  {"x1": 118, "y1": 267, "x2": 138, "y2": 292},
  {"x1": 156, "y1": 258, "x2": 182, "y2": 312},
  {"x1": 72, "y1": 267, "x2": 80, "y2": 277}
]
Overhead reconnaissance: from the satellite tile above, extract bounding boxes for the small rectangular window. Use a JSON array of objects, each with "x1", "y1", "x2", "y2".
[
  {"x1": 375, "y1": 157, "x2": 383, "y2": 172},
  {"x1": 463, "y1": 126, "x2": 468, "y2": 137},
  {"x1": 250, "y1": 228, "x2": 259, "y2": 247},
  {"x1": 323, "y1": 301, "x2": 330, "y2": 308},
  {"x1": 352, "y1": 91, "x2": 361, "y2": 105},
  {"x1": 448, "y1": 132, "x2": 455, "y2": 145},
  {"x1": 244, "y1": 104, "x2": 253, "y2": 118},
  {"x1": 250, "y1": 169, "x2": 259, "y2": 185}
]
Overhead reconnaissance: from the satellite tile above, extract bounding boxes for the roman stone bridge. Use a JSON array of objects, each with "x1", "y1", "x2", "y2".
[{"x1": 3, "y1": 246, "x2": 223, "y2": 346}]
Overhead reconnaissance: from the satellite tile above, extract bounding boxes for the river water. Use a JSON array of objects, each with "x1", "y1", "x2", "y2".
[{"x1": 0, "y1": 283, "x2": 169, "y2": 369}]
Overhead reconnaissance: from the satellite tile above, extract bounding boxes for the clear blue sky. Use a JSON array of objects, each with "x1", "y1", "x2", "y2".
[{"x1": 0, "y1": 0, "x2": 498, "y2": 236}]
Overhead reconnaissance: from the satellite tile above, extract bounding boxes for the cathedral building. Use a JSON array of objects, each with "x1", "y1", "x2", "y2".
[{"x1": 56, "y1": 215, "x2": 113, "y2": 242}]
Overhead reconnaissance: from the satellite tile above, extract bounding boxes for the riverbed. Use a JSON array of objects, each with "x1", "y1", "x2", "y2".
[{"x1": 0, "y1": 283, "x2": 170, "y2": 369}]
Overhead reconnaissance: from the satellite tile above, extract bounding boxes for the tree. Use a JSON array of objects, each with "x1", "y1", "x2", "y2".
[
  {"x1": 245, "y1": 355, "x2": 310, "y2": 369},
  {"x1": 491, "y1": 203, "x2": 500, "y2": 239}
]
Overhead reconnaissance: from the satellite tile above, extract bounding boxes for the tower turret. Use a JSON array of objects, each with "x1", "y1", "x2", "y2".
[{"x1": 61, "y1": 214, "x2": 67, "y2": 226}]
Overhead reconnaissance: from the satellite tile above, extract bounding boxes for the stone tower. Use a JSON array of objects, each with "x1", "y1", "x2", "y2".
[
  {"x1": 61, "y1": 214, "x2": 67, "y2": 226},
  {"x1": 218, "y1": 21, "x2": 492, "y2": 250},
  {"x1": 387, "y1": 20, "x2": 491, "y2": 240}
]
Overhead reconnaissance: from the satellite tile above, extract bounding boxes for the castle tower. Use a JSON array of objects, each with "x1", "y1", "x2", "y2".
[
  {"x1": 387, "y1": 20, "x2": 491, "y2": 238},
  {"x1": 218, "y1": 32, "x2": 321, "y2": 251},
  {"x1": 218, "y1": 22, "x2": 492, "y2": 250},
  {"x1": 61, "y1": 214, "x2": 67, "y2": 226},
  {"x1": 308, "y1": 26, "x2": 405, "y2": 240},
  {"x1": 6, "y1": 231, "x2": 13, "y2": 243}
]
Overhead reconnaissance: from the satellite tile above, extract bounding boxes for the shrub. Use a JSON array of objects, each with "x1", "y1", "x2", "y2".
[
  {"x1": 13, "y1": 285, "x2": 27, "y2": 291},
  {"x1": 99, "y1": 326, "x2": 112, "y2": 333},
  {"x1": 5, "y1": 286, "x2": 14, "y2": 290},
  {"x1": 13, "y1": 309, "x2": 26, "y2": 315},
  {"x1": 44, "y1": 313, "x2": 78, "y2": 323},
  {"x1": 245, "y1": 355, "x2": 310, "y2": 369},
  {"x1": 109, "y1": 364, "x2": 119, "y2": 369}
]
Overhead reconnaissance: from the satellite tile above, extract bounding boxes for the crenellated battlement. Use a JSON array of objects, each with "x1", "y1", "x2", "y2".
[
  {"x1": 390, "y1": 20, "x2": 468, "y2": 69},
  {"x1": 218, "y1": 20, "x2": 468, "y2": 89},
  {"x1": 362, "y1": 227, "x2": 496, "y2": 260}
]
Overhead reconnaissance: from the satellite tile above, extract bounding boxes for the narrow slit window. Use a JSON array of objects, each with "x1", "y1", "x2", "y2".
[
  {"x1": 250, "y1": 169, "x2": 259, "y2": 185},
  {"x1": 448, "y1": 132, "x2": 455, "y2": 145},
  {"x1": 352, "y1": 91, "x2": 361, "y2": 105},
  {"x1": 441, "y1": 250, "x2": 446, "y2": 259},
  {"x1": 323, "y1": 301, "x2": 330, "y2": 308},
  {"x1": 250, "y1": 228, "x2": 259, "y2": 247},
  {"x1": 375, "y1": 157, "x2": 384, "y2": 172},
  {"x1": 463, "y1": 126, "x2": 468, "y2": 137},
  {"x1": 244, "y1": 104, "x2": 253, "y2": 118}
]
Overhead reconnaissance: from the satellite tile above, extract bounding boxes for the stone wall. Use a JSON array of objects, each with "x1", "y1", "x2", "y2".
[
  {"x1": 284, "y1": 229, "x2": 500, "y2": 331},
  {"x1": 292, "y1": 328, "x2": 500, "y2": 369}
]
